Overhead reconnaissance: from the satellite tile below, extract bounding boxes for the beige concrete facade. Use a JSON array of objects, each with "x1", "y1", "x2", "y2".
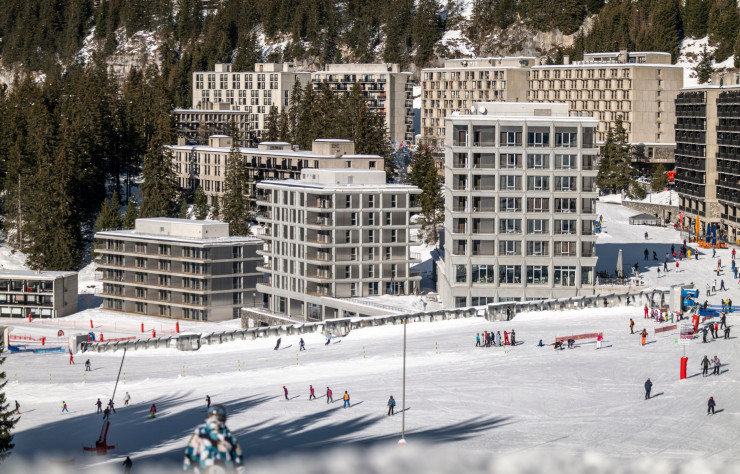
[
  {"x1": 529, "y1": 51, "x2": 683, "y2": 165},
  {"x1": 420, "y1": 57, "x2": 534, "y2": 147},
  {"x1": 168, "y1": 137, "x2": 383, "y2": 206},
  {"x1": 0, "y1": 270, "x2": 78, "y2": 319},
  {"x1": 438, "y1": 103, "x2": 599, "y2": 307},
  {"x1": 191, "y1": 63, "x2": 310, "y2": 142},
  {"x1": 95, "y1": 218, "x2": 262, "y2": 322},
  {"x1": 311, "y1": 63, "x2": 414, "y2": 143},
  {"x1": 254, "y1": 169, "x2": 422, "y2": 320}
]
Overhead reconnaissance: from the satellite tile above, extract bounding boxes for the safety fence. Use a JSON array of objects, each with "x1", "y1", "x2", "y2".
[{"x1": 78, "y1": 287, "x2": 677, "y2": 353}]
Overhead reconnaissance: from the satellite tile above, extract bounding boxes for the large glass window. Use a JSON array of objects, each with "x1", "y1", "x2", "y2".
[
  {"x1": 527, "y1": 130, "x2": 550, "y2": 147},
  {"x1": 499, "y1": 219, "x2": 521, "y2": 234},
  {"x1": 555, "y1": 154, "x2": 577, "y2": 169},
  {"x1": 527, "y1": 197, "x2": 550, "y2": 212},
  {"x1": 472, "y1": 264, "x2": 495, "y2": 283},
  {"x1": 499, "y1": 153, "x2": 522, "y2": 169},
  {"x1": 554, "y1": 266, "x2": 577, "y2": 286},
  {"x1": 500, "y1": 175, "x2": 522, "y2": 190},
  {"x1": 498, "y1": 240, "x2": 522, "y2": 256},
  {"x1": 526, "y1": 240, "x2": 549, "y2": 256},
  {"x1": 473, "y1": 126, "x2": 496, "y2": 146},
  {"x1": 527, "y1": 266, "x2": 549, "y2": 284},
  {"x1": 500, "y1": 130, "x2": 522, "y2": 147},
  {"x1": 455, "y1": 264, "x2": 467, "y2": 283},
  {"x1": 581, "y1": 266, "x2": 594, "y2": 285},
  {"x1": 527, "y1": 153, "x2": 549, "y2": 169},
  {"x1": 527, "y1": 175, "x2": 549, "y2": 191},
  {"x1": 500, "y1": 198, "x2": 521, "y2": 212},
  {"x1": 555, "y1": 132, "x2": 577, "y2": 148},
  {"x1": 554, "y1": 241, "x2": 577, "y2": 256},
  {"x1": 555, "y1": 176, "x2": 577, "y2": 191},
  {"x1": 527, "y1": 219, "x2": 549, "y2": 234},
  {"x1": 499, "y1": 265, "x2": 522, "y2": 284},
  {"x1": 555, "y1": 219, "x2": 577, "y2": 235}
]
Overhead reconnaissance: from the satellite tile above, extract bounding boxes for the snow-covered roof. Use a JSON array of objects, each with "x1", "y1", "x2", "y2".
[
  {"x1": 167, "y1": 144, "x2": 377, "y2": 160},
  {"x1": 0, "y1": 269, "x2": 77, "y2": 279},
  {"x1": 94, "y1": 229, "x2": 262, "y2": 245}
]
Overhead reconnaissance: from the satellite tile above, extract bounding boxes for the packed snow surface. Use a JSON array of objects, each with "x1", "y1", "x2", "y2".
[{"x1": 4, "y1": 201, "x2": 740, "y2": 472}]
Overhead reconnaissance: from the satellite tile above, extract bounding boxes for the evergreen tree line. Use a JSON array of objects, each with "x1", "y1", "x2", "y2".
[
  {"x1": 408, "y1": 146, "x2": 443, "y2": 244},
  {"x1": 0, "y1": 61, "x2": 175, "y2": 271},
  {"x1": 596, "y1": 116, "x2": 646, "y2": 200},
  {"x1": 262, "y1": 80, "x2": 395, "y2": 178},
  {"x1": 560, "y1": 0, "x2": 740, "y2": 64}
]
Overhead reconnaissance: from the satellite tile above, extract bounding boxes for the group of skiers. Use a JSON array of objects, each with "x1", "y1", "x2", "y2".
[
  {"x1": 281, "y1": 385, "x2": 351, "y2": 407},
  {"x1": 475, "y1": 329, "x2": 516, "y2": 347}
]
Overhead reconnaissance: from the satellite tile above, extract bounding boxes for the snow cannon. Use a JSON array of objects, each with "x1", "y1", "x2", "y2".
[{"x1": 681, "y1": 289, "x2": 699, "y2": 309}]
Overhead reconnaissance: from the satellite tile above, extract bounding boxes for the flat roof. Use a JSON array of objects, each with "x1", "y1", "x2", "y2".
[
  {"x1": 532, "y1": 63, "x2": 682, "y2": 69},
  {"x1": 584, "y1": 51, "x2": 671, "y2": 56},
  {"x1": 94, "y1": 229, "x2": 263, "y2": 245},
  {"x1": 681, "y1": 84, "x2": 740, "y2": 91},
  {"x1": 257, "y1": 179, "x2": 420, "y2": 192},
  {"x1": 423, "y1": 66, "x2": 528, "y2": 71},
  {"x1": 0, "y1": 269, "x2": 77, "y2": 279},
  {"x1": 445, "y1": 115, "x2": 599, "y2": 124},
  {"x1": 167, "y1": 144, "x2": 380, "y2": 159}
]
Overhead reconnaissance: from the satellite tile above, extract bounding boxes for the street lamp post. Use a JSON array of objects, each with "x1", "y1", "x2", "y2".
[{"x1": 398, "y1": 316, "x2": 407, "y2": 447}]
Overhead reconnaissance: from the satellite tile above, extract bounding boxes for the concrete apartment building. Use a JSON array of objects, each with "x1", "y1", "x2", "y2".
[
  {"x1": 254, "y1": 169, "x2": 422, "y2": 320},
  {"x1": 0, "y1": 270, "x2": 78, "y2": 318},
  {"x1": 420, "y1": 57, "x2": 534, "y2": 148},
  {"x1": 437, "y1": 102, "x2": 599, "y2": 307},
  {"x1": 529, "y1": 51, "x2": 683, "y2": 169},
  {"x1": 169, "y1": 136, "x2": 383, "y2": 206},
  {"x1": 675, "y1": 85, "x2": 740, "y2": 242},
  {"x1": 184, "y1": 63, "x2": 310, "y2": 143},
  {"x1": 311, "y1": 63, "x2": 414, "y2": 143},
  {"x1": 95, "y1": 218, "x2": 262, "y2": 322}
]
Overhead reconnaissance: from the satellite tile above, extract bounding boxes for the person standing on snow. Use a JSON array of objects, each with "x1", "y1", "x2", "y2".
[
  {"x1": 283, "y1": 386, "x2": 289, "y2": 400},
  {"x1": 644, "y1": 306, "x2": 649, "y2": 319},
  {"x1": 702, "y1": 356, "x2": 711, "y2": 376},
  {"x1": 299, "y1": 338, "x2": 306, "y2": 351},
  {"x1": 326, "y1": 387, "x2": 333, "y2": 403},
  {"x1": 343, "y1": 391, "x2": 351, "y2": 408},
  {"x1": 183, "y1": 404, "x2": 243, "y2": 473},
  {"x1": 124, "y1": 392, "x2": 131, "y2": 406},
  {"x1": 309, "y1": 385, "x2": 316, "y2": 400},
  {"x1": 596, "y1": 333, "x2": 603, "y2": 350},
  {"x1": 707, "y1": 396, "x2": 716, "y2": 415},
  {"x1": 713, "y1": 356, "x2": 721, "y2": 375},
  {"x1": 274, "y1": 337, "x2": 281, "y2": 351},
  {"x1": 122, "y1": 456, "x2": 133, "y2": 474},
  {"x1": 62, "y1": 401, "x2": 69, "y2": 413},
  {"x1": 721, "y1": 280, "x2": 726, "y2": 291},
  {"x1": 108, "y1": 399, "x2": 116, "y2": 414},
  {"x1": 510, "y1": 329, "x2": 516, "y2": 346},
  {"x1": 85, "y1": 359, "x2": 91, "y2": 372},
  {"x1": 206, "y1": 395, "x2": 211, "y2": 408},
  {"x1": 387, "y1": 396, "x2": 396, "y2": 416},
  {"x1": 725, "y1": 326, "x2": 731, "y2": 339},
  {"x1": 720, "y1": 313, "x2": 727, "y2": 329},
  {"x1": 103, "y1": 407, "x2": 110, "y2": 420},
  {"x1": 702, "y1": 327, "x2": 709, "y2": 343},
  {"x1": 475, "y1": 333, "x2": 481, "y2": 347},
  {"x1": 325, "y1": 333, "x2": 332, "y2": 345},
  {"x1": 640, "y1": 329, "x2": 648, "y2": 345},
  {"x1": 150, "y1": 404, "x2": 157, "y2": 418},
  {"x1": 503, "y1": 331, "x2": 510, "y2": 345},
  {"x1": 706, "y1": 282, "x2": 711, "y2": 296},
  {"x1": 713, "y1": 280, "x2": 717, "y2": 293},
  {"x1": 644, "y1": 378, "x2": 652, "y2": 400},
  {"x1": 496, "y1": 331, "x2": 501, "y2": 347},
  {"x1": 69, "y1": 352, "x2": 75, "y2": 365},
  {"x1": 14, "y1": 401, "x2": 20, "y2": 415},
  {"x1": 644, "y1": 248, "x2": 649, "y2": 260},
  {"x1": 630, "y1": 318, "x2": 635, "y2": 334},
  {"x1": 95, "y1": 398, "x2": 102, "y2": 414}
]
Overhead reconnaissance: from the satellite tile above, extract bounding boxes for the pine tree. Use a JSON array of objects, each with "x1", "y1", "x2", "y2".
[
  {"x1": 695, "y1": 46, "x2": 714, "y2": 84},
  {"x1": 193, "y1": 185, "x2": 209, "y2": 220},
  {"x1": 596, "y1": 116, "x2": 634, "y2": 195},
  {"x1": 232, "y1": 32, "x2": 261, "y2": 72},
  {"x1": 179, "y1": 195, "x2": 190, "y2": 219},
  {"x1": 651, "y1": 163, "x2": 669, "y2": 192},
  {"x1": 412, "y1": 0, "x2": 442, "y2": 67},
  {"x1": 682, "y1": 0, "x2": 709, "y2": 37},
  {"x1": 263, "y1": 106, "x2": 280, "y2": 142},
  {"x1": 409, "y1": 146, "x2": 443, "y2": 244},
  {"x1": 0, "y1": 347, "x2": 18, "y2": 460},
  {"x1": 95, "y1": 190, "x2": 123, "y2": 231},
  {"x1": 139, "y1": 110, "x2": 180, "y2": 218},
  {"x1": 708, "y1": 0, "x2": 739, "y2": 62},
  {"x1": 221, "y1": 125, "x2": 250, "y2": 235},
  {"x1": 122, "y1": 196, "x2": 139, "y2": 229},
  {"x1": 211, "y1": 195, "x2": 220, "y2": 220}
]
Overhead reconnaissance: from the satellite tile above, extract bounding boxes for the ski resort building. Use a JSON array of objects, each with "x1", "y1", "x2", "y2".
[
  {"x1": 94, "y1": 218, "x2": 262, "y2": 322},
  {"x1": 254, "y1": 169, "x2": 422, "y2": 320},
  {"x1": 674, "y1": 85, "x2": 740, "y2": 242},
  {"x1": 437, "y1": 102, "x2": 599, "y2": 306},
  {"x1": 168, "y1": 136, "x2": 382, "y2": 206},
  {"x1": 0, "y1": 270, "x2": 78, "y2": 319},
  {"x1": 187, "y1": 62, "x2": 310, "y2": 143}
]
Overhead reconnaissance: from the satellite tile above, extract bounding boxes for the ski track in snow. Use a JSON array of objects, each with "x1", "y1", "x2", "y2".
[{"x1": 4, "y1": 201, "x2": 740, "y2": 471}]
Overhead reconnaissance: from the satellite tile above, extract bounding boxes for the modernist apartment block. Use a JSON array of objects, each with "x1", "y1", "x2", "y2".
[
  {"x1": 175, "y1": 107, "x2": 253, "y2": 145},
  {"x1": 190, "y1": 63, "x2": 310, "y2": 142},
  {"x1": 437, "y1": 102, "x2": 599, "y2": 307},
  {"x1": 675, "y1": 85, "x2": 740, "y2": 241},
  {"x1": 169, "y1": 136, "x2": 383, "y2": 205},
  {"x1": 529, "y1": 51, "x2": 683, "y2": 166},
  {"x1": 311, "y1": 63, "x2": 414, "y2": 143},
  {"x1": 255, "y1": 169, "x2": 422, "y2": 320},
  {"x1": 95, "y1": 218, "x2": 262, "y2": 322},
  {"x1": 420, "y1": 57, "x2": 534, "y2": 147},
  {"x1": 0, "y1": 270, "x2": 78, "y2": 318}
]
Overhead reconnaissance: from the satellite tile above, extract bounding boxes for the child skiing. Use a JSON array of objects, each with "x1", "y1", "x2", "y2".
[
  {"x1": 343, "y1": 391, "x2": 351, "y2": 408},
  {"x1": 283, "y1": 386, "x2": 289, "y2": 400},
  {"x1": 85, "y1": 359, "x2": 91, "y2": 372},
  {"x1": 95, "y1": 398, "x2": 102, "y2": 414},
  {"x1": 274, "y1": 337, "x2": 281, "y2": 350},
  {"x1": 124, "y1": 392, "x2": 131, "y2": 406},
  {"x1": 309, "y1": 385, "x2": 316, "y2": 400},
  {"x1": 326, "y1": 387, "x2": 333, "y2": 403},
  {"x1": 630, "y1": 318, "x2": 635, "y2": 334},
  {"x1": 641, "y1": 329, "x2": 648, "y2": 345},
  {"x1": 150, "y1": 404, "x2": 157, "y2": 418},
  {"x1": 644, "y1": 378, "x2": 652, "y2": 400},
  {"x1": 62, "y1": 401, "x2": 69, "y2": 413},
  {"x1": 596, "y1": 333, "x2": 603, "y2": 350},
  {"x1": 299, "y1": 338, "x2": 306, "y2": 351},
  {"x1": 475, "y1": 333, "x2": 480, "y2": 347},
  {"x1": 707, "y1": 396, "x2": 716, "y2": 415}
]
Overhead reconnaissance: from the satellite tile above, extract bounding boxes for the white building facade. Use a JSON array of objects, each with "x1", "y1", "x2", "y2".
[{"x1": 437, "y1": 102, "x2": 599, "y2": 307}]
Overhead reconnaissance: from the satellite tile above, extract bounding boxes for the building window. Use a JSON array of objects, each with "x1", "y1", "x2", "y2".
[
  {"x1": 499, "y1": 240, "x2": 522, "y2": 256},
  {"x1": 527, "y1": 219, "x2": 548, "y2": 234},
  {"x1": 472, "y1": 264, "x2": 495, "y2": 283},
  {"x1": 526, "y1": 266, "x2": 549, "y2": 284},
  {"x1": 499, "y1": 265, "x2": 522, "y2": 284},
  {"x1": 554, "y1": 266, "x2": 577, "y2": 286},
  {"x1": 526, "y1": 241, "x2": 549, "y2": 256},
  {"x1": 455, "y1": 264, "x2": 467, "y2": 283}
]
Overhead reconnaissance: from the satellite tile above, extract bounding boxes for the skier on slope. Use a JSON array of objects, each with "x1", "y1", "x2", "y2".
[
  {"x1": 183, "y1": 404, "x2": 244, "y2": 473},
  {"x1": 644, "y1": 378, "x2": 652, "y2": 400},
  {"x1": 206, "y1": 395, "x2": 211, "y2": 408},
  {"x1": 644, "y1": 305, "x2": 649, "y2": 319},
  {"x1": 702, "y1": 327, "x2": 709, "y2": 343},
  {"x1": 283, "y1": 386, "x2": 289, "y2": 400},
  {"x1": 475, "y1": 333, "x2": 481, "y2": 347},
  {"x1": 702, "y1": 356, "x2": 711, "y2": 376},
  {"x1": 62, "y1": 401, "x2": 69, "y2": 413},
  {"x1": 510, "y1": 329, "x2": 516, "y2": 346},
  {"x1": 150, "y1": 404, "x2": 157, "y2": 418},
  {"x1": 299, "y1": 338, "x2": 306, "y2": 351},
  {"x1": 343, "y1": 391, "x2": 351, "y2": 408},
  {"x1": 325, "y1": 333, "x2": 332, "y2": 345},
  {"x1": 274, "y1": 337, "x2": 281, "y2": 351},
  {"x1": 503, "y1": 331, "x2": 510, "y2": 346},
  {"x1": 14, "y1": 401, "x2": 19, "y2": 415},
  {"x1": 640, "y1": 329, "x2": 648, "y2": 346},
  {"x1": 124, "y1": 392, "x2": 131, "y2": 406},
  {"x1": 387, "y1": 396, "x2": 396, "y2": 416},
  {"x1": 496, "y1": 331, "x2": 502, "y2": 346},
  {"x1": 713, "y1": 355, "x2": 721, "y2": 375},
  {"x1": 326, "y1": 387, "x2": 333, "y2": 403},
  {"x1": 95, "y1": 398, "x2": 102, "y2": 414},
  {"x1": 630, "y1": 318, "x2": 635, "y2": 334},
  {"x1": 309, "y1": 385, "x2": 316, "y2": 400},
  {"x1": 108, "y1": 399, "x2": 116, "y2": 414},
  {"x1": 103, "y1": 407, "x2": 110, "y2": 420},
  {"x1": 85, "y1": 359, "x2": 91, "y2": 372},
  {"x1": 707, "y1": 396, "x2": 716, "y2": 415}
]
